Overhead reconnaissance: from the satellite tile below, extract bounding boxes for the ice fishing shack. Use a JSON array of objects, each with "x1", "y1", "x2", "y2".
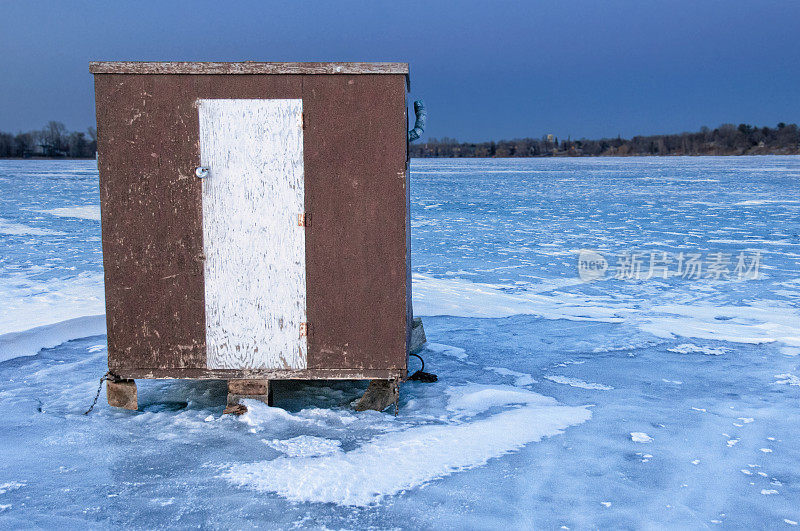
[{"x1": 90, "y1": 61, "x2": 426, "y2": 412}]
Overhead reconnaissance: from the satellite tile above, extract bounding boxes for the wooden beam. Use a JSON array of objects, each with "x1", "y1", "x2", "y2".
[
  {"x1": 107, "y1": 379, "x2": 137, "y2": 410},
  {"x1": 89, "y1": 61, "x2": 409, "y2": 75},
  {"x1": 355, "y1": 380, "x2": 399, "y2": 412},
  {"x1": 226, "y1": 379, "x2": 273, "y2": 412},
  {"x1": 112, "y1": 367, "x2": 406, "y2": 380},
  {"x1": 228, "y1": 379, "x2": 270, "y2": 396}
]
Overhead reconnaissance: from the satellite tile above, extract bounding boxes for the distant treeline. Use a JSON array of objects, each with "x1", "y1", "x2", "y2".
[
  {"x1": 0, "y1": 122, "x2": 97, "y2": 158},
  {"x1": 411, "y1": 123, "x2": 800, "y2": 158},
  {"x1": 4, "y1": 120, "x2": 799, "y2": 159}
]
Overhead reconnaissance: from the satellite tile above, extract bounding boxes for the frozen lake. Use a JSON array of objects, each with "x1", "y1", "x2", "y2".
[{"x1": 1, "y1": 157, "x2": 799, "y2": 528}]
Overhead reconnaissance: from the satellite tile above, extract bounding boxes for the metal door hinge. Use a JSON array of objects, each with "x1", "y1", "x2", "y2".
[
  {"x1": 299, "y1": 322, "x2": 310, "y2": 338},
  {"x1": 297, "y1": 213, "x2": 311, "y2": 227}
]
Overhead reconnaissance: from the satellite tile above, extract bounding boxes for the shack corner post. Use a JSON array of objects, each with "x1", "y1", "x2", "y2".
[{"x1": 90, "y1": 61, "x2": 428, "y2": 414}]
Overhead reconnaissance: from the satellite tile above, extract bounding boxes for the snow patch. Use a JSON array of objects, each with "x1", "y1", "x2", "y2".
[
  {"x1": 734, "y1": 199, "x2": 800, "y2": 206},
  {"x1": 485, "y1": 366, "x2": 536, "y2": 386},
  {"x1": 0, "y1": 272, "x2": 105, "y2": 336},
  {"x1": 774, "y1": 374, "x2": 800, "y2": 386},
  {"x1": 544, "y1": 375, "x2": 613, "y2": 390},
  {"x1": 0, "y1": 218, "x2": 65, "y2": 236},
  {"x1": 263, "y1": 436, "x2": 343, "y2": 458},
  {"x1": 426, "y1": 342, "x2": 468, "y2": 361},
  {"x1": 445, "y1": 384, "x2": 555, "y2": 415},
  {"x1": 238, "y1": 401, "x2": 317, "y2": 430},
  {"x1": 0, "y1": 315, "x2": 106, "y2": 362},
  {"x1": 222, "y1": 385, "x2": 590, "y2": 506},
  {"x1": 0, "y1": 272, "x2": 105, "y2": 361},
  {"x1": 637, "y1": 304, "x2": 800, "y2": 347},
  {"x1": 413, "y1": 274, "x2": 627, "y2": 322},
  {"x1": 631, "y1": 432, "x2": 653, "y2": 443},
  {"x1": 413, "y1": 275, "x2": 800, "y2": 348},
  {"x1": 668, "y1": 343, "x2": 729, "y2": 356},
  {"x1": 37, "y1": 206, "x2": 101, "y2": 221},
  {"x1": 0, "y1": 482, "x2": 25, "y2": 495}
]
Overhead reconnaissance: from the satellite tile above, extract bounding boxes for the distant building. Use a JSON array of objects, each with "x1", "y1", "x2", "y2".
[{"x1": 24, "y1": 142, "x2": 67, "y2": 158}]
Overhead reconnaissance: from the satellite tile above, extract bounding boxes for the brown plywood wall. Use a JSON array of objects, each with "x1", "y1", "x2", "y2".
[{"x1": 301, "y1": 74, "x2": 409, "y2": 370}]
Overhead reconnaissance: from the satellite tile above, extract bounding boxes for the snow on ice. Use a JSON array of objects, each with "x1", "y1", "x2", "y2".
[
  {"x1": 631, "y1": 432, "x2": 654, "y2": 443},
  {"x1": 224, "y1": 386, "x2": 590, "y2": 506},
  {"x1": 543, "y1": 375, "x2": 614, "y2": 390},
  {"x1": 35, "y1": 205, "x2": 101, "y2": 221},
  {"x1": 1, "y1": 158, "x2": 799, "y2": 527}
]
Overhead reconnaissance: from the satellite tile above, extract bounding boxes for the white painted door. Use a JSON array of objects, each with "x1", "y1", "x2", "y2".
[{"x1": 198, "y1": 99, "x2": 307, "y2": 370}]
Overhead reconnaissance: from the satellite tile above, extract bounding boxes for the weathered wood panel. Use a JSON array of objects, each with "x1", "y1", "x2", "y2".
[
  {"x1": 199, "y1": 99, "x2": 307, "y2": 370},
  {"x1": 302, "y1": 74, "x2": 409, "y2": 370},
  {"x1": 90, "y1": 61, "x2": 408, "y2": 76},
  {"x1": 96, "y1": 74, "x2": 207, "y2": 370}
]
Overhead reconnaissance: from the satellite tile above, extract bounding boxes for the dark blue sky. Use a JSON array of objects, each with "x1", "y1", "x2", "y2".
[{"x1": 1, "y1": 1, "x2": 798, "y2": 142}]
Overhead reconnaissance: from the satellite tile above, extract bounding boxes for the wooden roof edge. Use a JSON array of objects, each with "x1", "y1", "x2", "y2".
[{"x1": 89, "y1": 61, "x2": 410, "y2": 76}]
